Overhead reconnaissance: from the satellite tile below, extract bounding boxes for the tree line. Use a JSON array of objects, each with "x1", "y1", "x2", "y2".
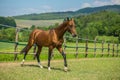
[{"x1": 75, "y1": 11, "x2": 120, "y2": 42}]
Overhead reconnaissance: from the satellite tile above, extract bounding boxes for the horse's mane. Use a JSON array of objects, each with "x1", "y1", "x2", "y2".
[{"x1": 54, "y1": 21, "x2": 67, "y2": 31}]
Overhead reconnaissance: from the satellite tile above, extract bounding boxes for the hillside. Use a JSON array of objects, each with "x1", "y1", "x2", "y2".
[{"x1": 13, "y1": 5, "x2": 120, "y2": 20}]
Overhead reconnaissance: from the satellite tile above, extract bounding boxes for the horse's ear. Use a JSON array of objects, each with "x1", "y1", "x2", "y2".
[
  {"x1": 63, "y1": 17, "x2": 69, "y2": 22},
  {"x1": 64, "y1": 17, "x2": 72, "y2": 22},
  {"x1": 66, "y1": 17, "x2": 70, "y2": 21},
  {"x1": 67, "y1": 17, "x2": 73, "y2": 21}
]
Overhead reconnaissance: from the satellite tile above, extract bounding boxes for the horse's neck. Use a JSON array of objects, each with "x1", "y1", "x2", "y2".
[{"x1": 54, "y1": 22, "x2": 67, "y2": 39}]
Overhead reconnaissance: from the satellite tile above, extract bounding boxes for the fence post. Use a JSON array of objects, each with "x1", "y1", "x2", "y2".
[
  {"x1": 116, "y1": 44, "x2": 119, "y2": 57},
  {"x1": 85, "y1": 36, "x2": 88, "y2": 57},
  {"x1": 101, "y1": 40, "x2": 104, "y2": 57},
  {"x1": 14, "y1": 27, "x2": 19, "y2": 60},
  {"x1": 94, "y1": 37, "x2": 97, "y2": 57},
  {"x1": 75, "y1": 36, "x2": 78, "y2": 58},
  {"x1": 112, "y1": 41, "x2": 115, "y2": 57},
  {"x1": 107, "y1": 42, "x2": 110, "y2": 56}
]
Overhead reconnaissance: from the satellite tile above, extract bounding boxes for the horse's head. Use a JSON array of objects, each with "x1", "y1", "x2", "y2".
[{"x1": 64, "y1": 17, "x2": 77, "y2": 37}]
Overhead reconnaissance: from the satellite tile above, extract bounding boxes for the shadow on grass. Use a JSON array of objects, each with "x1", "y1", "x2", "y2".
[{"x1": 21, "y1": 64, "x2": 71, "y2": 72}]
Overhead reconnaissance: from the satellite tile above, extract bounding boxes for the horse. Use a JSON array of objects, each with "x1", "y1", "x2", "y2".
[{"x1": 20, "y1": 17, "x2": 77, "y2": 71}]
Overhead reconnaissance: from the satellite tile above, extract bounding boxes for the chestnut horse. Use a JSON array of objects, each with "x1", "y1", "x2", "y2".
[{"x1": 21, "y1": 17, "x2": 77, "y2": 71}]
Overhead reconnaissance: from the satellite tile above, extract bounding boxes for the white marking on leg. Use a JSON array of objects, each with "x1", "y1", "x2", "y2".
[
  {"x1": 48, "y1": 67, "x2": 51, "y2": 71},
  {"x1": 64, "y1": 67, "x2": 68, "y2": 72},
  {"x1": 38, "y1": 62, "x2": 43, "y2": 68},
  {"x1": 21, "y1": 59, "x2": 25, "y2": 66}
]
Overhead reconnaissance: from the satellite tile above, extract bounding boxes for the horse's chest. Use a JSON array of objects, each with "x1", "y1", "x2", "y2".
[
  {"x1": 52, "y1": 39, "x2": 63, "y2": 47},
  {"x1": 49, "y1": 31, "x2": 63, "y2": 46}
]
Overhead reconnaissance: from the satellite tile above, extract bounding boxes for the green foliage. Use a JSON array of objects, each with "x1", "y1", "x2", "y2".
[
  {"x1": 0, "y1": 16, "x2": 16, "y2": 41},
  {"x1": 18, "y1": 28, "x2": 31, "y2": 42},
  {"x1": 0, "y1": 28, "x2": 16, "y2": 41},
  {"x1": 75, "y1": 11, "x2": 120, "y2": 42}
]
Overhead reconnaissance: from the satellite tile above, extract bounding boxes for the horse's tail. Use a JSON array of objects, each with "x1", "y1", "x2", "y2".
[
  {"x1": 20, "y1": 30, "x2": 36, "y2": 54},
  {"x1": 20, "y1": 45, "x2": 28, "y2": 54}
]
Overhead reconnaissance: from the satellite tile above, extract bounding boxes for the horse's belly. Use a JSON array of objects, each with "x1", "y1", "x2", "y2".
[
  {"x1": 36, "y1": 38, "x2": 52, "y2": 47},
  {"x1": 36, "y1": 39, "x2": 60, "y2": 47}
]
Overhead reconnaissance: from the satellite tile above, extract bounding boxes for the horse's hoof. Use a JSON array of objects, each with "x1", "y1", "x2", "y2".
[
  {"x1": 64, "y1": 67, "x2": 68, "y2": 72},
  {"x1": 21, "y1": 63, "x2": 24, "y2": 67},
  {"x1": 48, "y1": 67, "x2": 51, "y2": 71},
  {"x1": 21, "y1": 59, "x2": 25, "y2": 67},
  {"x1": 39, "y1": 65, "x2": 43, "y2": 68}
]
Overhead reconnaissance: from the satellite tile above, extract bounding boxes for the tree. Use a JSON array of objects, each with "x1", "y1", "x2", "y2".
[{"x1": 0, "y1": 16, "x2": 16, "y2": 29}]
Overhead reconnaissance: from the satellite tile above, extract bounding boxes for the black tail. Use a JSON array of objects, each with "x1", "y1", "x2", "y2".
[
  {"x1": 20, "y1": 30, "x2": 35, "y2": 54},
  {"x1": 20, "y1": 43, "x2": 33, "y2": 54},
  {"x1": 20, "y1": 45, "x2": 27, "y2": 54}
]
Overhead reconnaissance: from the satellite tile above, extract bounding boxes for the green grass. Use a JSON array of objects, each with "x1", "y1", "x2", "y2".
[
  {"x1": 0, "y1": 58, "x2": 120, "y2": 80},
  {"x1": 15, "y1": 19, "x2": 63, "y2": 28},
  {"x1": 0, "y1": 41, "x2": 120, "y2": 80}
]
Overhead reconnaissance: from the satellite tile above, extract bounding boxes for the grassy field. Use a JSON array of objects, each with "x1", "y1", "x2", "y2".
[
  {"x1": 0, "y1": 58, "x2": 120, "y2": 80},
  {"x1": 0, "y1": 41, "x2": 120, "y2": 80},
  {"x1": 15, "y1": 19, "x2": 63, "y2": 28}
]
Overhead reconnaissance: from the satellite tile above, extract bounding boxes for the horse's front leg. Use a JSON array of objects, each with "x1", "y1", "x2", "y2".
[
  {"x1": 48, "y1": 46, "x2": 54, "y2": 71},
  {"x1": 57, "y1": 46, "x2": 68, "y2": 71}
]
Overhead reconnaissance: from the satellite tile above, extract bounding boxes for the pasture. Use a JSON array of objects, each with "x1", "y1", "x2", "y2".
[
  {"x1": 0, "y1": 58, "x2": 120, "y2": 80},
  {"x1": 0, "y1": 41, "x2": 120, "y2": 80}
]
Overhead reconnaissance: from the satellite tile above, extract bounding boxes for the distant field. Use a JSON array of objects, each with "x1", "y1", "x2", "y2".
[{"x1": 15, "y1": 19, "x2": 63, "y2": 28}]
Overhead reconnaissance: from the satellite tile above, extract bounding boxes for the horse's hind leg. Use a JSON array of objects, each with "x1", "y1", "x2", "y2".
[
  {"x1": 21, "y1": 44, "x2": 33, "y2": 66},
  {"x1": 36, "y1": 46, "x2": 43, "y2": 68},
  {"x1": 48, "y1": 46, "x2": 54, "y2": 70}
]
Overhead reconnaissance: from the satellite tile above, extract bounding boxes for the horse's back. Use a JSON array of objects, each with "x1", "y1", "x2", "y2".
[
  {"x1": 29, "y1": 29, "x2": 63, "y2": 47},
  {"x1": 30, "y1": 29, "x2": 51, "y2": 46}
]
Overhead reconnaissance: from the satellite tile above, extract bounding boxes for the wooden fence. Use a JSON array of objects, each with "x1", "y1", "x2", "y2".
[
  {"x1": 0, "y1": 24, "x2": 120, "y2": 60},
  {"x1": 63, "y1": 36, "x2": 120, "y2": 58}
]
